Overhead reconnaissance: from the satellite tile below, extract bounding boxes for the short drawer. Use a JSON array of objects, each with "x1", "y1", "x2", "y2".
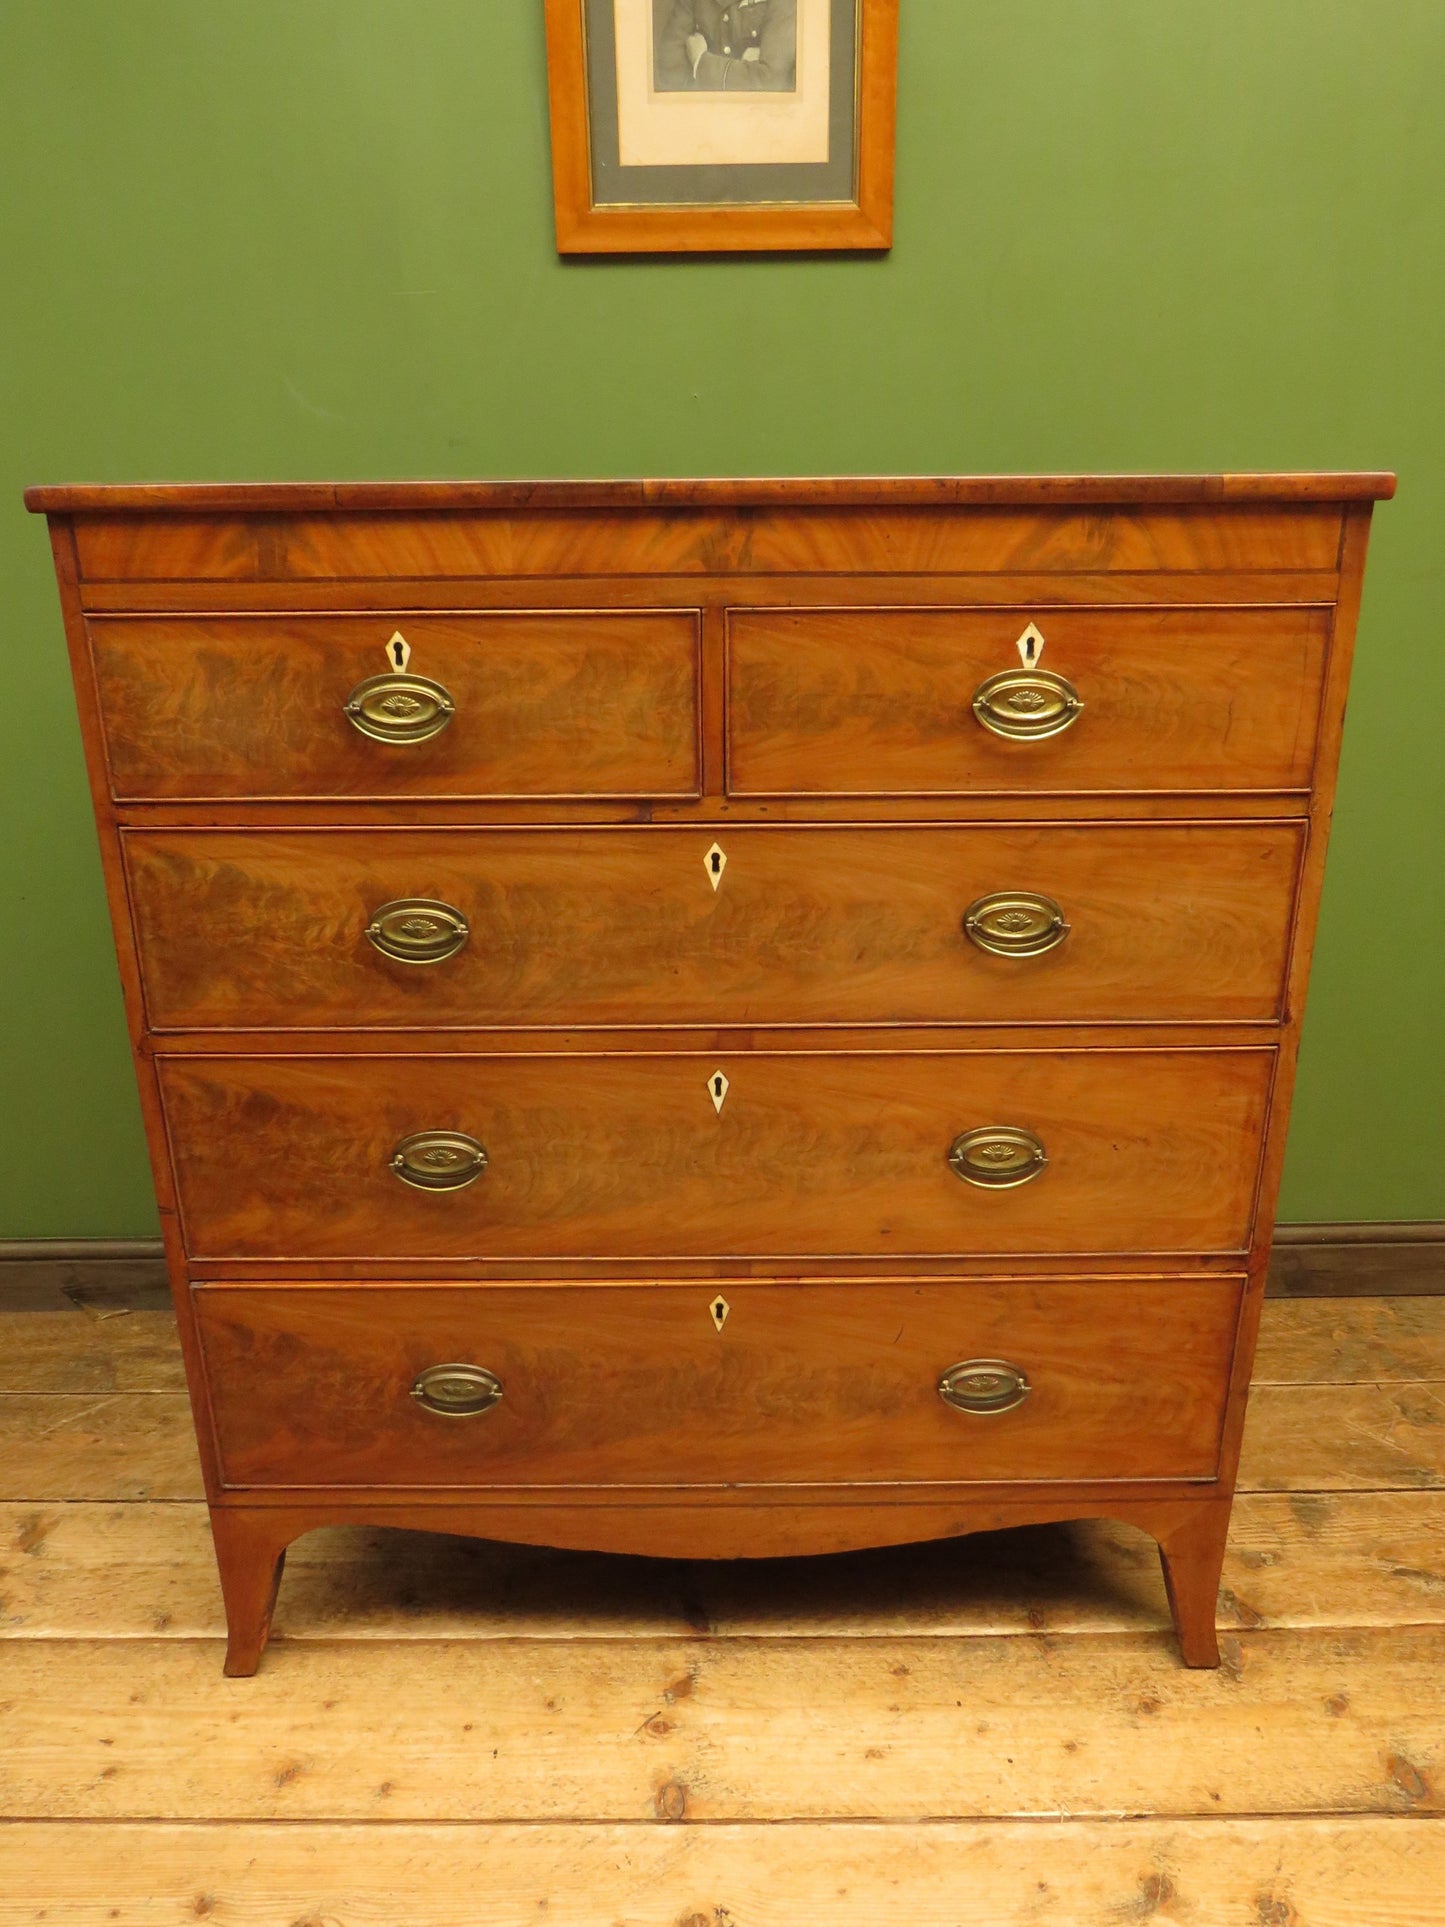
[
  {"x1": 727, "y1": 606, "x2": 1330, "y2": 796},
  {"x1": 194, "y1": 1278, "x2": 1242, "y2": 1490},
  {"x1": 126, "y1": 822, "x2": 1304, "y2": 1029},
  {"x1": 160, "y1": 1047, "x2": 1273, "y2": 1261},
  {"x1": 87, "y1": 611, "x2": 701, "y2": 799}
]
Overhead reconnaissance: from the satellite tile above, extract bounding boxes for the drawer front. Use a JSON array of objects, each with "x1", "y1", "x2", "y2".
[
  {"x1": 88, "y1": 612, "x2": 700, "y2": 799},
  {"x1": 727, "y1": 606, "x2": 1330, "y2": 796},
  {"x1": 161, "y1": 1048, "x2": 1273, "y2": 1260},
  {"x1": 127, "y1": 822, "x2": 1303, "y2": 1030},
  {"x1": 195, "y1": 1278, "x2": 1241, "y2": 1490}
]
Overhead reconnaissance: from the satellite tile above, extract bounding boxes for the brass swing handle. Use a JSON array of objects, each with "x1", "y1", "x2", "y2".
[
  {"x1": 948, "y1": 1125, "x2": 1047, "y2": 1188},
  {"x1": 972, "y1": 668, "x2": 1082, "y2": 741},
  {"x1": 411, "y1": 1362, "x2": 504, "y2": 1418},
  {"x1": 390, "y1": 1130, "x2": 488, "y2": 1191},
  {"x1": 938, "y1": 1359, "x2": 1031, "y2": 1415},
  {"x1": 366, "y1": 899, "x2": 470, "y2": 965},
  {"x1": 963, "y1": 891, "x2": 1068, "y2": 958},
  {"x1": 344, "y1": 672, "x2": 456, "y2": 744}
]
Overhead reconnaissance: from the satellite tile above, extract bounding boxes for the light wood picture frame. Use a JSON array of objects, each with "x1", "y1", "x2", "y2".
[{"x1": 544, "y1": 0, "x2": 897, "y2": 253}]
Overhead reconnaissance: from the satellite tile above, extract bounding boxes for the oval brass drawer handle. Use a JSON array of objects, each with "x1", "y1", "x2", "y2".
[
  {"x1": 972, "y1": 668, "x2": 1082, "y2": 741},
  {"x1": 344, "y1": 672, "x2": 456, "y2": 744},
  {"x1": 948, "y1": 1125, "x2": 1047, "y2": 1188},
  {"x1": 939, "y1": 1358, "x2": 1031, "y2": 1416},
  {"x1": 390, "y1": 1129, "x2": 488, "y2": 1191},
  {"x1": 963, "y1": 891, "x2": 1069, "y2": 958},
  {"x1": 366, "y1": 898, "x2": 470, "y2": 965},
  {"x1": 411, "y1": 1362, "x2": 504, "y2": 1418}
]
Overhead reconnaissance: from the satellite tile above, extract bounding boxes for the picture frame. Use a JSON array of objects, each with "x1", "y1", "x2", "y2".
[{"x1": 544, "y1": 0, "x2": 897, "y2": 253}]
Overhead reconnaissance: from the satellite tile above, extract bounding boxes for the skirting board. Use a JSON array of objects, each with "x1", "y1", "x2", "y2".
[{"x1": 0, "y1": 1228, "x2": 1441, "y2": 1310}]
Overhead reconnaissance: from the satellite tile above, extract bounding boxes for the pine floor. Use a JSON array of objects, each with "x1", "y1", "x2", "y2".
[{"x1": 0, "y1": 1292, "x2": 1442, "y2": 1924}]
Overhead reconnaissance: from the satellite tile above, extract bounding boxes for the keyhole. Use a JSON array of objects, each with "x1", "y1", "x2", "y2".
[
  {"x1": 704, "y1": 842, "x2": 727, "y2": 891},
  {"x1": 392, "y1": 639, "x2": 405, "y2": 668},
  {"x1": 709, "y1": 1296, "x2": 730, "y2": 1333},
  {"x1": 708, "y1": 1069, "x2": 730, "y2": 1113}
]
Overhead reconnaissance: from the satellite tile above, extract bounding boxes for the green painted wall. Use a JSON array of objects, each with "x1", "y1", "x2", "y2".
[{"x1": 1, "y1": 1, "x2": 1440, "y2": 1237}]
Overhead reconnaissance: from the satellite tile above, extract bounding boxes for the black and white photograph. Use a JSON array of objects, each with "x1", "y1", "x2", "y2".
[
  {"x1": 652, "y1": 0, "x2": 799, "y2": 94},
  {"x1": 547, "y1": 0, "x2": 896, "y2": 250}
]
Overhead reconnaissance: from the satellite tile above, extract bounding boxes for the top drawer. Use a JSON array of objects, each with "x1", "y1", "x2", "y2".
[
  {"x1": 727, "y1": 606, "x2": 1330, "y2": 797},
  {"x1": 86, "y1": 611, "x2": 701, "y2": 801}
]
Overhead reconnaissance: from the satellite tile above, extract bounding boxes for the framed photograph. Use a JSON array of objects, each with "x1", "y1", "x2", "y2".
[{"x1": 544, "y1": 0, "x2": 897, "y2": 253}]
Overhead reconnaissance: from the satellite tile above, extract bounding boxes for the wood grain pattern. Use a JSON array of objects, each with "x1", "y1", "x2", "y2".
[
  {"x1": 28, "y1": 476, "x2": 1390, "y2": 1671},
  {"x1": 68, "y1": 503, "x2": 1348, "y2": 581},
  {"x1": 1253, "y1": 1294, "x2": 1445, "y2": 1382},
  {"x1": 0, "y1": 1309, "x2": 186, "y2": 1393},
  {"x1": 8, "y1": 1491, "x2": 1445, "y2": 1641},
  {"x1": 1239, "y1": 1382, "x2": 1445, "y2": 1491},
  {"x1": 79, "y1": 569, "x2": 1350, "y2": 620},
  {"x1": 0, "y1": 1392, "x2": 202, "y2": 1500},
  {"x1": 12, "y1": 1376, "x2": 1439, "y2": 1508},
  {"x1": 158, "y1": 1048, "x2": 1275, "y2": 1260},
  {"x1": 2, "y1": 1291, "x2": 1431, "y2": 1398},
  {"x1": 728, "y1": 604, "x2": 1332, "y2": 796},
  {"x1": 87, "y1": 610, "x2": 701, "y2": 800},
  {"x1": 2, "y1": 1627, "x2": 1440, "y2": 1819},
  {"x1": 124, "y1": 820, "x2": 1304, "y2": 1031},
  {"x1": 2, "y1": 1282, "x2": 1439, "y2": 1923},
  {"x1": 27, "y1": 472, "x2": 1397, "y2": 512},
  {"x1": 191, "y1": 1279, "x2": 1240, "y2": 1491},
  {"x1": 1, "y1": 1817, "x2": 1440, "y2": 1926}
]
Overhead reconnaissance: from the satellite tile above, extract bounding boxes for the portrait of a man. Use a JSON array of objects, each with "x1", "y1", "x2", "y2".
[{"x1": 653, "y1": 0, "x2": 798, "y2": 93}]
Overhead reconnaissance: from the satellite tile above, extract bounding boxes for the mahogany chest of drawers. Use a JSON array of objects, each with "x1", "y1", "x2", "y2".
[{"x1": 28, "y1": 472, "x2": 1393, "y2": 1673}]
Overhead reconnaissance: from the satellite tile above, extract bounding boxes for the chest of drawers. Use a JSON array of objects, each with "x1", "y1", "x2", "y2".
[{"x1": 29, "y1": 472, "x2": 1393, "y2": 1674}]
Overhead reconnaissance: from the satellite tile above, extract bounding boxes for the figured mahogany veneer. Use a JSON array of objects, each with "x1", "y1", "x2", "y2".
[
  {"x1": 88, "y1": 611, "x2": 701, "y2": 800},
  {"x1": 124, "y1": 822, "x2": 1303, "y2": 1031},
  {"x1": 27, "y1": 473, "x2": 1393, "y2": 1677},
  {"x1": 194, "y1": 1279, "x2": 1243, "y2": 1491},
  {"x1": 159, "y1": 1048, "x2": 1273, "y2": 1262},
  {"x1": 727, "y1": 606, "x2": 1330, "y2": 797}
]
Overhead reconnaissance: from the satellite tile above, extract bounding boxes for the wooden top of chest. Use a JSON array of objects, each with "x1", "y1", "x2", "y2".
[{"x1": 25, "y1": 473, "x2": 1396, "y2": 515}]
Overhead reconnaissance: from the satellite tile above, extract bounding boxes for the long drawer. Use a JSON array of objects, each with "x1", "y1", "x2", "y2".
[
  {"x1": 87, "y1": 611, "x2": 701, "y2": 799},
  {"x1": 125, "y1": 821, "x2": 1303, "y2": 1031},
  {"x1": 160, "y1": 1048, "x2": 1274, "y2": 1260},
  {"x1": 194, "y1": 1278, "x2": 1242, "y2": 1490},
  {"x1": 727, "y1": 605, "x2": 1331, "y2": 796}
]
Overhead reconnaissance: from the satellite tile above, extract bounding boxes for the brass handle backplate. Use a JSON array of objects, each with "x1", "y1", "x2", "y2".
[
  {"x1": 366, "y1": 898, "x2": 470, "y2": 965},
  {"x1": 964, "y1": 891, "x2": 1069, "y2": 958},
  {"x1": 948, "y1": 1125, "x2": 1048, "y2": 1188},
  {"x1": 344, "y1": 672, "x2": 456, "y2": 744},
  {"x1": 411, "y1": 1362, "x2": 504, "y2": 1418},
  {"x1": 972, "y1": 668, "x2": 1082, "y2": 741},
  {"x1": 390, "y1": 1129, "x2": 488, "y2": 1191},
  {"x1": 939, "y1": 1358, "x2": 1031, "y2": 1415}
]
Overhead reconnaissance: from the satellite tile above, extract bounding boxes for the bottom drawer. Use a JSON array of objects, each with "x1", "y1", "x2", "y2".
[{"x1": 195, "y1": 1279, "x2": 1242, "y2": 1491}]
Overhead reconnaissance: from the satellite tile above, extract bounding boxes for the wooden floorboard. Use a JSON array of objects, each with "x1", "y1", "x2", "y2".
[
  {"x1": 1251, "y1": 1294, "x2": 1445, "y2": 1381},
  {"x1": 5, "y1": 1491, "x2": 1445, "y2": 1640},
  {"x1": 3, "y1": 1626, "x2": 1442, "y2": 1822},
  {"x1": 0, "y1": 1817, "x2": 1443, "y2": 1926},
  {"x1": 1, "y1": 1294, "x2": 1442, "y2": 1920}
]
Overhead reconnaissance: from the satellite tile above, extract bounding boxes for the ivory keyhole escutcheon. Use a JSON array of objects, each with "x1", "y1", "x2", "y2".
[
  {"x1": 705, "y1": 842, "x2": 727, "y2": 890},
  {"x1": 708, "y1": 1069, "x2": 730, "y2": 1114},
  {"x1": 709, "y1": 1296, "x2": 730, "y2": 1333},
  {"x1": 387, "y1": 630, "x2": 412, "y2": 671}
]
